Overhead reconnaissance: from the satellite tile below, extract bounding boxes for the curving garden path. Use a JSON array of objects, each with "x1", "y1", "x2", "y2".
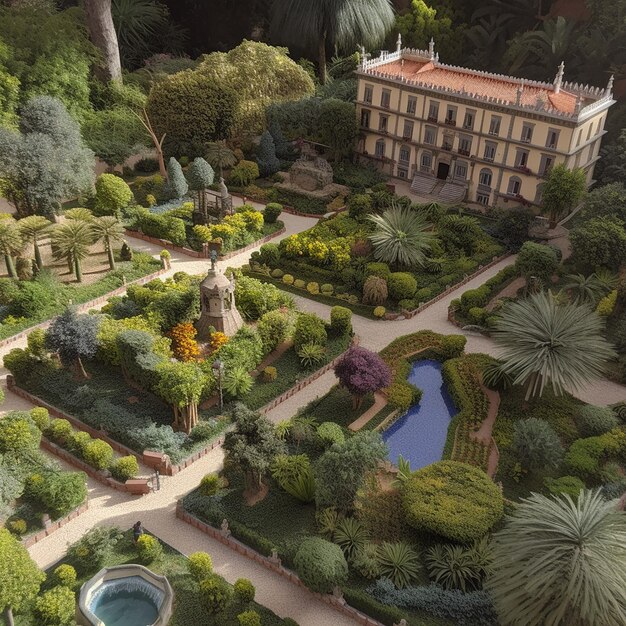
[{"x1": 1, "y1": 196, "x2": 625, "y2": 625}]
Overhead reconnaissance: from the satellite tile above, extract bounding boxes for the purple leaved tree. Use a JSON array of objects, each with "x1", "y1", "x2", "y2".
[{"x1": 334, "y1": 346, "x2": 391, "y2": 409}]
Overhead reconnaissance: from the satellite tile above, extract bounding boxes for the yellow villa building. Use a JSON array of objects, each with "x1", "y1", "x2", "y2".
[{"x1": 355, "y1": 36, "x2": 615, "y2": 208}]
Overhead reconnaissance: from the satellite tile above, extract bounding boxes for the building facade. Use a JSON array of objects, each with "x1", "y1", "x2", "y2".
[{"x1": 355, "y1": 36, "x2": 614, "y2": 207}]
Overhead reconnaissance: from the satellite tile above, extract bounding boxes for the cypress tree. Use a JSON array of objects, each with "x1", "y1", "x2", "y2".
[
  {"x1": 257, "y1": 131, "x2": 280, "y2": 177},
  {"x1": 164, "y1": 157, "x2": 189, "y2": 200}
]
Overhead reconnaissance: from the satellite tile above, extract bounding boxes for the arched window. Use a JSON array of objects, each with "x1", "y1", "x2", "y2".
[
  {"x1": 454, "y1": 161, "x2": 468, "y2": 180},
  {"x1": 479, "y1": 168, "x2": 492, "y2": 187},
  {"x1": 507, "y1": 176, "x2": 522, "y2": 195},
  {"x1": 375, "y1": 139, "x2": 386, "y2": 158},
  {"x1": 399, "y1": 145, "x2": 411, "y2": 163},
  {"x1": 421, "y1": 151, "x2": 432, "y2": 168}
]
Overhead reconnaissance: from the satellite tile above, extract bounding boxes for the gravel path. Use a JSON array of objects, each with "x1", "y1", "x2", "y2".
[{"x1": 1, "y1": 202, "x2": 625, "y2": 625}]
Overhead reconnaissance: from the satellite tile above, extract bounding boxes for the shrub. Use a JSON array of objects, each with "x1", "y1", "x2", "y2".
[
  {"x1": 38, "y1": 471, "x2": 87, "y2": 518},
  {"x1": 83, "y1": 439, "x2": 114, "y2": 470},
  {"x1": 234, "y1": 578, "x2": 256, "y2": 603},
  {"x1": 0, "y1": 412, "x2": 40, "y2": 452},
  {"x1": 271, "y1": 268, "x2": 284, "y2": 278},
  {"x1": 237, "y1": 611, "x2": 261, "y2": 626},
  {"x1": 190, "y1": 420, "x2": 218, "y2": 442},
  {"x1": 94, "y1": 173, "x2": 133, "y2": 217},
  {"x1": 596, "y1": 290, "x2": 617, "y2": 316},
  {"x1": 330, "y1": 306, "x2": 352, "y2": 337},
  {"x1": 136, "y1": 534, "x2": 163, "y2": 564},
  {"x1": 415, "y1": 287, "x2": 432, "y2": 302},
  {"x1": 574, "y1": 405, "x2": 619, "y2": 437},
  {"x1": 271, "y1": 454, "x2": 316, "y2": 502},
  {"x1": 467, "y1": 307, "x2": 486, "y2": 324},
  {"x1": 135, "y1": 157, "x2": 159, "y2": 173},
  {"x1": 366, "y1": 262, "x2": 391, "y2": 279},
  {"x1": 110, "y1": 456, "x2": 139, "y2": 482},
  {"x1": 317, "y1": 422, "x2": 345, "y2": 447},
  {"x1": 293, "y1": 313, "x2": 327, "y2": 351},
  {"x1": 259, "y1": 242, "x2": 281, "y2": 265},
  {"x1": 282, "y1": 274, "x2": 294, "y2": 285},
  {"x1": 402, "y1": 461, "x2": 503, "y2": 542},
  {"x1": 439, "y1": 335, "x2": 467, "y2": 359},
  {"x1": 30, "y1": 407, "x2": 50, "y2": 431},
  {"x1": 294, "y1": 279, "x2": 306, "y2": 289},
  {"x1": 377, "y1": 541, "x2": 422, "y2": 589},
  {"x1": 512, "y1": 418, "x2": 564, "y2": 470},
  {"x1": 230, "y1": 160, "x2": 259, "y2": 187},
  {"x1": 200, "y1": 473, "x2": 224, "y2": 497},
  {"x1": 362, "y1": 276, "x2": 388, "y2": 306},
  {"x1": 334, "y1": 517, "x2": 369, "y2": 560},
  {"x1": 544, "y1": 475, "x2": 585, "y2": 498},
  {"x1": 34, "y1": 585, "x2": 76, "y2": 626},
  {"x1": 52, "y1": 564, "x2": 77, "y2": 589},
  {"x1": 188, "y1": 552, "x2": 213, "y2": 581},
  {"x1": 515, "y1": 242, "x2": 559, "y2": 282},
  {"x1": 306, "y1": 281, "x2": 320, "y2": 295},
  {"x1": 460, "y1": 286, "x2": 490, "y2": 312},
  {"x1": 351, "y1": 543, "x2": 382, "y2": 580},
  {"x1": 294, "y1": 537, "x2": 349, "y2": 593},
  {"x1": 200, "y1": 574, "x2": 234, "y2": 613},
  {"x1": 348, "y1": 193, "x2": 373, "y2": 219},
  {"x1": 262, "y1": 366, "x2": 277, "y2": 382},
  {"x1": 67, "y1": 526, "x2": 122, "y2": 574},
  {"x1": 425, "y1": 540, "x2": 491, "y2": 592},
  {"x1": 257, "y1": 310, "x2": 290, "y2": 353},
  {"x1": 373, "y1": 306, "x2": 386, "y2": 318},
  {"x1": 263, "y1": 202, "x2": 282, "y2": 224},
  {"x1": 47, "y1": 419, "x2": 73, "y2": 445},
  {"x1": 9, "y1": 519, "x2": 27, "y2": 535},
  {"x1": 298, "y1": 342, "x2": 326, "y2": 369},
  {"x1": 388, "y1": 272, "x2": 417, "y2": 301}
]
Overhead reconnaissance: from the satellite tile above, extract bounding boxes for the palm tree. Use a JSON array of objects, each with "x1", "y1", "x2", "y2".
[
  {"x1": 17, "y1": 215, "x2": 51, "y2": 271},
  {"x1": 50, "y1": 221, "x2": 95, "y2": 283},
  {"x1": 368, "y1": 206, "x2": 435, "y2": 269},
  {"x1": 270, "y1": 0, "x2": 395, "y2": 84},
  {"x1": 0, "y1": 219, "x2": 24, "y2": 279},
  {"x1": 486, "y1": 489, "x2": 626, "y2": 626},
  {"x1": 493, "y1": 291, "x2": 616, "y2": 400},
  {"x1": 64, "y1": 208, "x2": 95, "y2": 222},
  {"x1": 91, "y1": 216, "x2": 125, "y2": 270},
  {"x1": 84, "y1": 0, "x2": 122, "y2": 81},
  {"x1": 562, "y1": 273, "x2": 608, "y2": 305},
  {"x1": 205, "y1": 141, "x2": 237, "y2": 179}
]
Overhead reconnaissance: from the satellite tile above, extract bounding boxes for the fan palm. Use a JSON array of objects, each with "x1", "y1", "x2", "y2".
[
  {"x1": 50, "y1": 221, "x2": 95, "y2": 283},
  {"x1": 486, "y1": 489, "x2": 626, "y2": 626},
  {"x1": 493, "y1": 292, "x2": 616, "y2": 400},
  {"x1": 64, "y1": 207, "x2": 95, "y2": 222},
  {"x1": 270, "y1": 0, "x2": 395, "y2": 84},
  {"x1": 205, "y1": 141, "x2": 237, "y2": 179},
  {"x1": 17, "y1": 215, "x2": 51, "y2": 271},
  {"x1": 563, "y1": 273, "x2": 608, "y2": 305},
  {"x1": 368, "y1": 206, "x2": 435, "y2": 269},
  {"x1": 91, "y1": 216, "x2": 125, "y2": 270},
  {"x1": 0, "y1": 219, "x2": 24, "y2": 279}
]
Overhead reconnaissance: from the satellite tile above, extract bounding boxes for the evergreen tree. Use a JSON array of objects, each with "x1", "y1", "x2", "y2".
[
  {"x1": 269, "y1": 120, "x2": 289, "y2": 158},
  {"x1": 257, "y1": 130, "x2": 280, "y2": 177},
  {"x1": 164, "y1": 156, "x2": 189, "y2": 200},
  {"x1": 186, "y1": 157, "x2": 215, "y2": 213}
]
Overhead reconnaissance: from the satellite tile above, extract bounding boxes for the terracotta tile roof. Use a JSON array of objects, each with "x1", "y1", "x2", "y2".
[{"x1": 365, "y1": 59, "x2": 578, "y2": 115}]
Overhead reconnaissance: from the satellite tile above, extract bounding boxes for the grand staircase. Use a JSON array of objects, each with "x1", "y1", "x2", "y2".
[
  {"x1": 410, "y1": 172, "x2": 438, "y2": 195},
  {"x1": 410, "y1": 173, "x2": 467, "y2": 203}
]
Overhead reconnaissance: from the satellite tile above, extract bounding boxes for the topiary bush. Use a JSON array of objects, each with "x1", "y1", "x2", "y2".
[
  {"x1": 200, "y1": 574, "x2": 234, "y2": 614},
  {"x1": 39, "y1": 471, "x2": 87, "y2": 518},
  {"x1": 136, "y1": 534, "x2": 163, "y2": 564},
  {"x1": 329, "y1": 306, "x2": 352, "y2": 337},
  {"x1": 237, "y1": 610, "x2": 261, "y2": 626},
  {"x1": 34, "y1": 585, "x2": 76, "y2": 626},
  {"x1": 234, "y1": 578, "x2": 256, "y2": 603},
  {"x1": 0, "y1": 411, "x2": 41, "y2": 453},
  {"x1": 293, "y1": 313, "x2": 327, "y2": 351},
  {"x1": 402, "y1": 461, "x2": 503, "y2": 542},
  {"x1": 263, "y1": 202, "x2": 282, "y2": 224},
  {"x1": 9, "y1": 519, "x2": 27, "y2": 535},
  {"x1": 262, "y1": 366, "x2": 277, "y2": 382},
  {"x1": 83, "y1": 439, "x2": 114, "y2": 470},
  {"x1": 515, "y1": 241, "x2": 559, "y2": 282},
  {"x1": 94, "y1": 173, "x2": 133, "y2": 217},
  {"x1": 574, "y1": 405, "x2": 619, "y2": 437},
  {"x1": 317, "y1": 422, "x2": 345, "y2": 447},
  {"x1": 373, "y1": 306, "x2": 386, "y2": 318},
  {"x1": 110, "y1": 456, "x2": 139, "y2": 482},
  {"x1": 46, "y1": 419, "x2": 73, "y2": 446},
  {"x1": 30, "y1": 407, "x2": 50, "y2": 431},
  {"x1": 294, "y1": 537, "x2": 349, "y2": 593},
  {"x1": 52, "y1": 564, "x2": 77, "y2": 589},
  {"x1": 188, "y1": 551, "x2": 213, "y2": 581},
  {"x1": 199, "y1": 473, "x2": 225, "y2": 497},
  {"x1": 256, "y1": 309, "x2": 290, "y2": 353},
  {"x1": 388, "y1": 272, "x2": 417, "y2": 302}
]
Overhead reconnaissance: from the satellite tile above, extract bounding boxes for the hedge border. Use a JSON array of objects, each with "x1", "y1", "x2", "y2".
[{"x1": 21, "y1": 501, "x2": 89, "y2": 549}]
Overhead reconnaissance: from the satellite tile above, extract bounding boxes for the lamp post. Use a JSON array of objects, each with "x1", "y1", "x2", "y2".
[{"x1": 212, "y1": 358, "x2": 224, "y2": 411}]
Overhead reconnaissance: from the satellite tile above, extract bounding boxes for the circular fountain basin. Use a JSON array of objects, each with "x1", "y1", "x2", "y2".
[{"x1": 78, "y1": 565, "x2": 173, "y2": 626}]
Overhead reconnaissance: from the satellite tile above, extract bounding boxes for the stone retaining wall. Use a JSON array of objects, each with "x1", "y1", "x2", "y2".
[
  {"x1": 176, "y1": 503, "x2": 384, "y2": 626},
  {"x1": 21, "y1": 501, "x2": 89, "y2": 548},
  {"x1": 0, "y1": 267, "x2": 167, "y2": 350}
]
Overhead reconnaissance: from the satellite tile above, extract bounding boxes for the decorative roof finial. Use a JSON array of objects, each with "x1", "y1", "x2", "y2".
[
  {"x1": 429, "y1": 38, "x2": 435, "y2": 61},
  {"x1": 606, "y1": 74, "x2": 614, "y2": 96},
  {"x1": 554, "y1": 61, "x2": 565, "y2": 94},
  {"x1": 396, "y1": 33, "x2": 402, "y2": 53}
]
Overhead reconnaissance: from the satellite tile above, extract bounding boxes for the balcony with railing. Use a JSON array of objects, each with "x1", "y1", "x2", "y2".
[
  {"x1": 441, "y1": 143, "x2": 453, "y2": 151},
  {"x1": 477, "y1": 183, "x2": 492, "y2": 194},
  {"x1": 427, "y1": 116, "x2": 438, "y2": 123},
  {"x1": 444, "y1": 118, "x2": 457, "y2": 126},
  {"x1": 458, "y1": 148, "x2": 471, "y2": 157},
  {"x1": 483, "y1": 155, "x2": 495, "y2": 163},
  {"x1": 514, "y1": 164, "x2": 532, "y2": 175}
]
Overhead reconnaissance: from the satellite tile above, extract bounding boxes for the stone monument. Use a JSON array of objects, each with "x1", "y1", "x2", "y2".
[
  {"x1": 196, "y1": 268, "x2": 243, "y2": 340},
  {"x1": 288, "y1": 153, "x2": 334, "y2": 192}
]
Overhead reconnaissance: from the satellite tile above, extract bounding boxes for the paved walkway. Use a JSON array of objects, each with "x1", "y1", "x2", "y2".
[{"x1": 2, "y1": 202, "x2": 626, "y2": 626}]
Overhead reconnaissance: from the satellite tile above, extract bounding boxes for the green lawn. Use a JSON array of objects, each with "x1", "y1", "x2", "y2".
[{"x1": 3, "y1": 531, "x2": 288, "y2": 626}]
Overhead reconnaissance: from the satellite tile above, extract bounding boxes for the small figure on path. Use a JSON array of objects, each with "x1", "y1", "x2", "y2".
[{"x1": 132, "y1": 521, "x2": 144, "y2": 543}]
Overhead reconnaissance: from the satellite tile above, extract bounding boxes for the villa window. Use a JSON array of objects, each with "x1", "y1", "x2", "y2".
[
  {"x1": 424, "y1": 126, "x2": 436, "y2": 145},
  {"x1": 445, "y1": 106, "x2": 457, "y2": 125},
  {"x1": 455, "y1": 162, "x2": 468, "y2": 180},
  {"x1": 360, "y1": 109, "x2": 370, "y2": 128},
  {"x1": 489, "y1": 115, "x2": 501, "y2": 136},
  {"x1": 477, "y1": 193, "x2": 490, "y2": 206},
  {"x1": 428, "y1": 101, "x2": 439, "y2": 122},
  {"x1": 478, "y1": 168, "x2": 493, "y2": 188},
  {"x1": 539, "y1": 154, "x2": 554, "y2": 177},
  {"x1": 375, "y1": 139, "x2": 385, "y2": 158},
  {"x1": 381, "y1": 89, "x2": 391, "y2": 108},
  {"x1": 587, "y1": 124, "x2": 593, "y2": 140},
  {"x1": 379, "y1": 114, "x2": 389, "y2": 132},
  {"x1": 458, "y1": 135, "x2": 472, "y2": 156},
  {"x1": 521, "y1": 123, "x2": 534, "y2": 143},
  {"x1": 515, "y1": 148, "x2": 529, "y2": 168},
  {"x1": 399, "y1": 145, "x2": 411, "y2": 163},
  {"x1": 421, "y1": 152, "x2": 432, "y2": 170},
  {"x1": 463, "y1": 110, "x2": 475, "y2": 130},
  {"x1": 546, "y1": 128, "x2": 559, "y2": 149},
  {"x1": 507, "y1": 176, "x2": 522, "y2": 195},
  {"x1": 403, "y1": 120, "x2": 414, "y2": 140},
  {"x1": 363, "y1": 85, "x2": 373, "y2": 104},
  {"x1": 483, "y1": 141, "x2": 496, "y2": 162},
  {"x1": 406, "y1": 96, "x2": 417, "y2": 114}
]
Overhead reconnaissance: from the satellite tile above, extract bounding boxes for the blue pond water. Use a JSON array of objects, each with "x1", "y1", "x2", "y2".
[
  {"x1": 90, "y1": 576, "x2": 162, "y2": 626},
  {"x1": 382, "y1": 359, "x2": 458, "y2": 470}
]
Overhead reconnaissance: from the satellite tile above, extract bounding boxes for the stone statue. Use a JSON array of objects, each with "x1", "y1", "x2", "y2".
[
  {"x1": 219, "y1": 177, "x2": 228, "y2": 199},
  {"x1": 210, "y1": 248, "x2": 218, "y2": 270}
]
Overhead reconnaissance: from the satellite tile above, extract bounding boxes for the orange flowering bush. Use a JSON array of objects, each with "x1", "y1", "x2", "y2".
[
  {"x1": 208, "y1": 331, "x2": 229, "y2": 355},
  {"x1": 169, "y1": 322, "x2": 200, "y2": 361}
]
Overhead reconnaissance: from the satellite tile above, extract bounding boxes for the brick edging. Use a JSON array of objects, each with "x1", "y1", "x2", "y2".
[
  {"x1": 176, "y1": 503, "x2": 384, "y2": 626},
  {"x1": 0, "y1": 267, "x2": 167, "y2": 350},
  {"x1": 21, "y1": 501, "x2": 89, "y2": 548},
  {"x1": 124, "y1": 227, "x2": 286, "y2": 260}
]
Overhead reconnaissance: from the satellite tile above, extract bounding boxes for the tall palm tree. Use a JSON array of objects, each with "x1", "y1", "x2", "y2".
[
  {"x1": 368, "y1": 206, "x2": 435, "y2": 269},
  {"x1": 562, "y1": 273, "x2": 608, "y2": 305},
  {"x1": 17, "y1": 215, "x2": 51, "y2": 271},
  {"x1": 91, "y1": 216, "x2": 125, "y2": 270},
  {"x1": 205, "y1": 141, "x2": 237, "y2": 179},
  {"x1": 493, "y1": 292, "x2": 616, "y2": 400},
  {"x1": 84, "y1": 0, "x2": 122, "y2": 81},
  {"x1": 0, "y1": 219, "x2": 24, "y2": 280},
  {"x1": 270, "y1": 0, "x2": 395, "y2": 84},
  {"x1": 50, "y1": 221, "x2": 95, "y2": 283},
  {"x1": 487, "y1": 489, "x2": 626, "y2": 626}
]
